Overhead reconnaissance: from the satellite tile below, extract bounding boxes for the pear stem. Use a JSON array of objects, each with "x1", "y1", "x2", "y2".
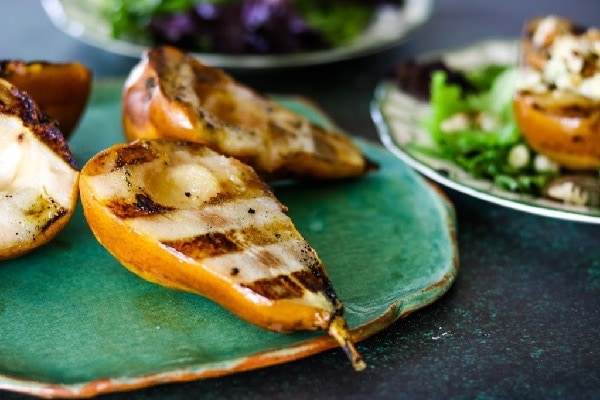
[{"x1": 328, "y1": 316, "x2": 366, "y2": 371}]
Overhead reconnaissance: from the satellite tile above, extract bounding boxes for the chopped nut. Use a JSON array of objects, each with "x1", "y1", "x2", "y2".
[{"x1": 544, "y1": 175, "x2": 600, "y2": 206}]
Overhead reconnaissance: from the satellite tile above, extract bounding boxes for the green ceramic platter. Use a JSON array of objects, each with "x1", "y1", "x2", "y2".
[{"x1": 0, "y1": 80, "x2": 458, "y2": 398}]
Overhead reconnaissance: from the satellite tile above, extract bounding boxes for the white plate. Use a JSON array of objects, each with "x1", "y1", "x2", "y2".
[
  {"x1": 371, "y1": 39, "x2": 600, "y2": 224},
  {"x1": 40, "y1": 0, "x2": 433, "y2": 69}
]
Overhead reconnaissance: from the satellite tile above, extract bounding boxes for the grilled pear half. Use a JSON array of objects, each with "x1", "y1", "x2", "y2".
[
  {"x1": 79, "y1": 139, "x2": 365, "y2": 370},
  {"x1": 514, "y1": 16, "x2": 600, "y2": 170},
  {"x1": 0, "y1": 59, "x2": 92, "y2": 138},
  {"x1": 122, "y1": 45, "x2": 375, "y2": 181},
  {"x1": 0, "y1": 78, "x2": 79, "y2": 260}
]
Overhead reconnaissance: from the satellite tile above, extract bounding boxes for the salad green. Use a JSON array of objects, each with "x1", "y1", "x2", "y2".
[
  {"x1": 419, "y1": 65, "x2": 558, "y2": 195},
  {"x1": 101, "y1": 0, "x2": 398, "y2": 54},
  {"x1": 294, "y1": 1, "x2": 376, "y2": 47},
  {"x1": 103, "y1": 0, "x2": 200, "y2": 40}
]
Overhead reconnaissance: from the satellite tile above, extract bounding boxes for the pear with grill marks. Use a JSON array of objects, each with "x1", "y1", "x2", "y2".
[
  {"x1": 79, "y1": 138, "x2": 365, "y2": 371},
  {"x1": 122, "y1": 45, "x2": 375, "y2": 181},
  {"x1": 0, "y1": 78, "x2": 79, "y2": 260}
]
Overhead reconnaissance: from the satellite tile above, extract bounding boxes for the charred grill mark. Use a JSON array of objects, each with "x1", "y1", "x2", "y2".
[
  {"x1": 241, "y1": 274, "x2": 304, "y2": 300},
  {"x1": 24, "y1": 194, "x2": 69, "y2": 235},
  {"x1": 5, "y1": 87, "x2": 39, "y2": 122},
  {"x1": 113, "y1": 142, "x2": 159, "y2": 170},
  {"x1": 590, "y1": 114, "x2": 600, "y2": 133},
  {"x1": 299, "y1": 243, "x2": 339, "y2": 304},
  {"x1": 165, "y1": 231, "x2": 242, "y2": 258},
  {"x1": 0, "y1": 82, "x2": 79, "y2": 170},
  {"x1": 134, "y1": 193, "x2": 170, "y2": 214},
  {"x1": 163, "y1": 218, "x2": 295, "y2": 259},
  {"x1": 149, "y1": 47, "x2": 173, "y2": 83},
  {"x1": 124, "y1": 169, "x2": 133, "y2": 188},
  {"x1": 194, "y1": 61, "x2": 227, "y2": 86},
  {"x1": 39, "y1": 208, "x2": 68, "y2": 234},
  {"x1": 268, "y1": 116, "x2": 303, "y2": 135},
  {"x1": 292, "y1": 269, "x2": 326, "y2": 293},
  {"x1": 199, "y1": 210, "x2": 230, "y2": 229},
  {"x1": 174, "y1": 85, "x2": 187, "y2": 103},
  {"x1": 106, "y1": 193, "x2": 174, "y2": 219},
  {"x1": 241, "y1": 220, "x2": 295, "y2": 246},
  {"x1": 205, "y1": 191, "x2": 235, "y2": 206},
  {"x1": 533, "y1": 101, "x2": 597, "y2": 119},
  {"x1": 145, "y1": 76, "x2": 156, "y2": 91},
  {"x1": 312, "y1": 126, "x2": 339, "y2": 162},
  {"x1": 203, "y1": 174, "x2": 274, "y2": 208},
  {"x1": 202, "y1": 115, "x2": 216, "y2": 131},
  {"x1": 37, "y1": 125, "x2": 79, "y2": 170},
  {"x1": 142, "y1": 76, "x2": 157, "y2": 102},
  {"x1": 255, "y1": 249, "x2": 284, "y2": 269},
  {"x1": 560, "y1": 105, "x2": 595, "y2": 118}
]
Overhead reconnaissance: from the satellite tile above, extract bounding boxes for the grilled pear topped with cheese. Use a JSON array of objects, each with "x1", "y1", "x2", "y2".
[
  {"x1": 0, "y1": 78, "x2": 79, "y2": 260},
  {"x1": 79, "y1": 139, "x2": 365, "y2": 370},
  {"x1": 122, "y1": 45, "x2": 375, "y2": 181},
  {"x1": 514, "y1": 16, "x2": 600, "y2": 170}
]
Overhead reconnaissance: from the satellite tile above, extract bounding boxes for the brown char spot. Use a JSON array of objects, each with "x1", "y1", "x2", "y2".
[
  {"x1": 298, "y1": 243, "x2": 339, "y2": 303},
  {"x1": 198, "y1": 210, "x2": 230, "y2": 230},
  {"x1": 113, "y1": 142, "x2": 159, "y2": 170},
  {"x1": 254, "y1": 249, "x2": 284, "y2": 269},
  {"x1": 291, "y1": 269, "x2": 327, "y2": 293},
  {"x1": 163, "y1": 215, "x2": 296, "y2": 261},
  {"x1": 242, "y1": 274, "x2": 304, "y2": 300},
  {"x1": 24, "y1": 194, "x2": 69, "y2": 235},
  {"x1": 105, "y1": 193, "x2": 174, "y2": 219},
  {"x1": 571, "y1": 135, "x2": 584, "y2": 143},
  {"x1": 1, "y1": 84, "x2": 79, "y2": 170},
  {"x1": 145, "y1": 76, "x2": 156, "y2": 91},
  {"x1": 39, "y1": 208, "x2": 68, "y2": 234},
  {"x1": 164, "y1": 231, "x2": 242, "y2": 259},
  {"x1": 238, "y1": 251, "x2": 332, "y2": 301},
  {"x1": 312, "y1": 125, "x2": 340, "y2": 162}
]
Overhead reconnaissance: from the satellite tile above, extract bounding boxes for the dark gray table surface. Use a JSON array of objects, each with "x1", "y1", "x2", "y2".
[{"x1": 1, "y1": 1, "x2": 599, "y2": 399}]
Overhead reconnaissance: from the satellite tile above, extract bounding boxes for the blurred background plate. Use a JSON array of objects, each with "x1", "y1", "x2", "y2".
[
  {"x1": 371, "y1": 39, "x2": 600, "y2": 224},
  {"x1": 40, "y1": 0, "x2": 433, "y2": 69}
]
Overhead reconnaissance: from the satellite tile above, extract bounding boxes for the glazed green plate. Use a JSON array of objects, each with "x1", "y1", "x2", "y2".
[{"x1": 0, "y1": 80, "x2": 458, "y2": 398}]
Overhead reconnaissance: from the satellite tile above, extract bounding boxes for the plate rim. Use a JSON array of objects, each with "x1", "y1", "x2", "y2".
[
  {"x1": 370, "y1": 39, "x2": 600, "y2": 224},
  {"x1": 40, "y1": 0, "x2": 433, "y2": 69}
]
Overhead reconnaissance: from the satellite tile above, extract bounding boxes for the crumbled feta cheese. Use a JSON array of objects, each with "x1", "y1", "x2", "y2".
[
  {"x1": 440, "y1": 112, "x2": 503, "y2": 134},
  {"x1": 533, "y1": 154, "x2": 560, "y2": 173},
  {"x1": 533, "y1": 16, "x2": 559, "y2": 47},
  {"x1": 440, "y1": 113, "x2": 470, "y2": 133},
  {"x1": 552, "y1": 35, "x2": 587, "y2": 73},
  {"x1": 476, "y1": 112, "x2": 501, "y2": 132},
  {"x1": 516, "y1": 67, "x2": 547, "y2": 92},
  {"x1": 546, "y1": 181, "x2": 589, "y2": 206},
  {"x1": 578, "y1": 72, "x2": 600, "y2": 100},
  {"x1": 544, "y1": 57, "x2": 570, "y2": 86},
  {"x1": 507, "y1": 144, "x2": 530, "y2": 169},
  {"x1": 538, "y1": 23, "x2": 600, "y2": 99}
]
